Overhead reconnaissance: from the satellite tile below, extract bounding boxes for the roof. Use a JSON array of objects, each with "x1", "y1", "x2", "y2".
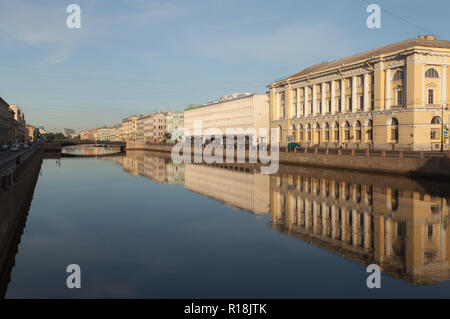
[
  {"x1": 272, "y1": 36, "x2": 450, "y2": 85},
  {"x1": 185, "y1": 93, "x2": 260, "y2": 111}
]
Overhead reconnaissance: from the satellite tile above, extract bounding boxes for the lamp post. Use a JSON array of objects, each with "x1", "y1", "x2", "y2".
[{"x1": 442, "y1": 103, "x2": 447, "y2": 152}]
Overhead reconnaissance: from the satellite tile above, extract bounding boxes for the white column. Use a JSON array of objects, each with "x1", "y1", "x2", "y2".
[
  {"x1": 312, "y1": 85, "x2": 317, "y2": 115},
  {"x1": 340, "y1": 79, "x2": 345, "y2": 113},
  {"x1": 364, "y1": 73, "x2": 369, "y2": 111},
  {"x1": 352, "y1": 76, "x2": 357, "y2": 112},
  {"x1": 296, "y1": 88, "x2": 300, "y2": 118},
  {"x1": 275, "y1": 92, "x2": 279, "y2": 120},
  {"x1": 321, "y1": 82, "x2": 326, "y2": 115},
  {"x1": 441, "y1": 66, "x2": 447, "y2": 105},
  {"x1": 385, "y1": 68, "x2": 391, "y2": 110},
  {"x1": 304, "y1": 87, "x2": 309, "y2": 116},
  {"x1": 331, "y1": 80, "x2": 336, "y2": 114}
]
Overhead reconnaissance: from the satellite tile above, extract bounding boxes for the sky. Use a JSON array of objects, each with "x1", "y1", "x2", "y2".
[{"x1": 0, "y1": 0, "x2": 449, "y2": 132}]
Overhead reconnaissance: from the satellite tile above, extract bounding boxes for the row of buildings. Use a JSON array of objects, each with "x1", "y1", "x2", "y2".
[
  {"x1": 80, "y1": 111, "x2": 184, "y2": 144},
  {"x1": 184, "y1": 35, "x2": 450, "y2": 151},
  {"x1": 0, "y1": 98, "x2": 29, "y2": 145},
  {"x1": 84, "y1": 35, "x2": 450, "y2": 151}
]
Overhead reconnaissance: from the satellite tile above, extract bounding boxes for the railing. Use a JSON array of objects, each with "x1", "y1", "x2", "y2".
[{"x1": 280, "y1": 146, "x2": 450, "y2": 159}]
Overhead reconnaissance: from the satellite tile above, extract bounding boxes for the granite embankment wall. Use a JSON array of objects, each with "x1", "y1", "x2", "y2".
[
  {"x1": 0, "y1": 146, "x2": 43, "y2": 297},
  {"x1": 126, "y1": 142, "x2": 450, "y2": 179}
]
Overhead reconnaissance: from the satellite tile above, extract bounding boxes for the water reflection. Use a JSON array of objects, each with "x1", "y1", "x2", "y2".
[
  {"x1": 62, "y1": 144, "x2": 121, "y2": 156},
  {"x1": 270, "y1": 169, "x2": 450, "y2": 285},
  {"x1": 108, "y1": 151, "x2": 450, "y2": 285}
]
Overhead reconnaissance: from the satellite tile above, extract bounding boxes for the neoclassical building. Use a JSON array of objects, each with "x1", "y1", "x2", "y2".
[{"x1": 268, "y1": 35, "x2": 450, "y2": 151}]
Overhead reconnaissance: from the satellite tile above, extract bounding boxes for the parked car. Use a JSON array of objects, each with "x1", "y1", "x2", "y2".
[
  {"x1": 287, "y1": 142, "x2": 302, "y2": 151},
  {"x1": 10, "y1": 145, "x2": 19, "y2": 152},
  {"x1": 0, "y1": 145, "x2": 7, "y2": 151},
  {"x1": 23, "y1": 143, "x2": 30, "y2": 149}
]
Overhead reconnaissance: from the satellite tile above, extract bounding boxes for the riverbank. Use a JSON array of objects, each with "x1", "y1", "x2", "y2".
[
  {"x1": 0, "y1": 145, "x2": 42, "y2": 296},
  {"x1": 126, "y1": 142, "x2": 450, "y2": 180}
]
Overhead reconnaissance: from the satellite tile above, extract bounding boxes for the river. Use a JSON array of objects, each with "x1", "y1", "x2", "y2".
[{"x1": 3, "y1": 145, "x2": 450, "y2": 298}]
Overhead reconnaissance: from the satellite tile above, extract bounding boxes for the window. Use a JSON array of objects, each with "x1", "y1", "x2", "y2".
[
  {"x1": 336, "y1": 98, "x2": 341, "y2": 112},
  {"x1": 390, "y1": 118, "x2": 399, "y2": 142},
  {"x1": 309, "y1": 102, "x2": 313, "y2": 114},
  {"x1": 327, "y1": 100, "x2": 331, "y2": 113},
  {"x1": 431, "y1": 128, "x2": 440, "y2": 140},
  {"x1": 334, "y1": 123, "x2": 339, "y2": 141},
  {"x1": 347, "y1": 97, "x2": 352, "y2": 112},
  {"x1": 370, "y1": 93, "x2": 374, "y2": 110},
  {"x1": 355, "y1": 121, "x2": 361, "y2": 141},
  {"x1": 318, "y1": 101, "x2": 322, "y2": 114},
  {"x1": 366, "y1": 120, "x2": 373, "y2": 141},
  {"x1": 324, "y1": 123, "x2": 330, "y2": 141},
  {"x1": 359, "y1": 95, "x2": 364, "y2": 110},
  {"x1": 428, "y1": 89, "x2": 434, "y2": 105},
  {"x1": 344, "y1": 122, "x2": 351, "y2": 141},
  {"x1": 302, "y1": 103, "x2": 305, "y2": 116},
  {"x1": 298, "y1": 124, "x2": 303, "y2": 141},
  {"x1": 431, "y1": 116, "x2": 442, "y2": 124},
  {"x1": 396, "y1": 90, "x2": 403, "y2": 106},
  {"x1": 425, "y1": 68, "x2": 439, "y2": 78}
]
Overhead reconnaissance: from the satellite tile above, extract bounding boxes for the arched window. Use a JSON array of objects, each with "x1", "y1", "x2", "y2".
[
  {"x1": 314, "y1": 122, "x2": 321, "y2": 144},
  {"x1": 324, "y1": 122, "x2": 330, "y2": 141},
  {"x1": 344, "y1": 121, "x2": 351, "y2": 141},
  {"x1": 333, "y1": 122, "x2": 340, "y2": 142},
  {"x1": 354, "y1": 121, "x2": 362, "y2": 141},
  {"x1": 366, "y1": 119, "x2": 373, "y2": 141},
  {"x1": 425, "y1": 68, "x2": 439, "y2": 78},
  {"x1": 430, "y1": 116, "x2": 442, "y2": 140},
  {"x1": 431, "y1": 116, "x2": 442, "y2": 124},
  {"x1": 389, "y1": 118, "x2": 399, "y2": 143},
  {"x1": 290, "y1": 124, "x2": 296, "y2": 142},
  {"x1": 306, "y1": 123, "x2": 311, "y2": 141},
  {"x1": 392, "y1": 70, "x2": 404, "y2": 81},
  {"x1": 298, "y1": 124, "x2": 304, "y2": 141}
]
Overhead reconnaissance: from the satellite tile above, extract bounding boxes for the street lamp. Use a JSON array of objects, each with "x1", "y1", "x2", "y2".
[{"x1": 442, "y1": 103, "x2": 448, "y2": 152}]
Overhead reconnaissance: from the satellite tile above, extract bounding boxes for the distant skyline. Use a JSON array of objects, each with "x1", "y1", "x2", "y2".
[{"x1": 1, "y1": 0, "x2": 449, "y2": 132}]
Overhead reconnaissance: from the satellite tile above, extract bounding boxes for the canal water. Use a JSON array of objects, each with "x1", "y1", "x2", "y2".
[{"x1": 4, "y1": 146, "x2": 450, "y2": 298}]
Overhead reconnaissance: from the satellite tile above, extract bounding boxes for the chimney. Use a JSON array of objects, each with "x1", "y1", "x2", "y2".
[{"x1": 418, "y1": 34, "x2": 437, "y2": 40}]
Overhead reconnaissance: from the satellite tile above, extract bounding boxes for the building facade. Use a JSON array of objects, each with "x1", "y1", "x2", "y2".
[
  {"x1": 121, "y1": 115, "x2": 139, "y2": 142},
  {"x1": 0, "y1": 98, "x2": 10, "y2": 145},
  {"x1": 165, "y1": 112, "x2": 184, "y2": 143},
  {"x1": 183, "y1": 93, "x2": 270, "y2": 144},
  {"x1": 9, "y1": 104, "x2": 26, "y2": 143},
  {"x1": 268, "y1": 35, "x2": 450, "y2": 151}
]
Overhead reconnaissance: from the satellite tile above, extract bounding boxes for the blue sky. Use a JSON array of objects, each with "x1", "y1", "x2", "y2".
[{"x1": 0, "y1": 0, "x2": 449, "y2": 132}]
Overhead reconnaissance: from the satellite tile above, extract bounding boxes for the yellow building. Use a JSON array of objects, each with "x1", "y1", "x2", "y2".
[
  {"x1": 121, "y1": 115, "x2": 139, "y2": 142},
  {"x1": 268, "y1": 35, "x2": 450, "y2": 151}
]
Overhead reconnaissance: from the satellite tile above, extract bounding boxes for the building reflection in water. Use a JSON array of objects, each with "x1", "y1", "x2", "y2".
[
  {"x1": 271, "y1": 168, "x2": 450, "y2": 285},
  {"x1": 185, "y1": 164, "x2": 270, "y2": 214},
  {"x1": 104, "y1": 150, "x2": 185, "y2": 185},
  {"x1": 110, "y1": 151, "x2": 450, "y2": 285}
]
